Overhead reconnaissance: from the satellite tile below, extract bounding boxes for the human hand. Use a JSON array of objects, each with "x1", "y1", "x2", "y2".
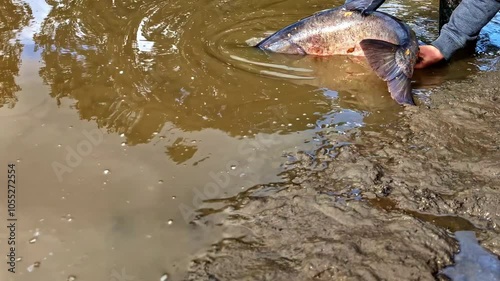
[{"x1": 415, "y1": 45, "x2": 444, "y2": 69}]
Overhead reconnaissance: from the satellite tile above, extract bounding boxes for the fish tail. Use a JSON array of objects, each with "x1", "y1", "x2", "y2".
[
  {"x1": 387, "y1": 75, "x2": 414, "y2": 105},
  {"x1": 359, "y1": 38, "x2": 415, "y2": 105}
]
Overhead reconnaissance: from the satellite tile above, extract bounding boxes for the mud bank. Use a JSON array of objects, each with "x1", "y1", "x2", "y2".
[{"x1": 184, "y1": 68, "x2": 500, "y2": 281}]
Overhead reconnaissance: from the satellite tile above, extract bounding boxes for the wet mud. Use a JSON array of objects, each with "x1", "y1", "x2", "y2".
[{"x1": 185, "y1": 68, "x2": 500, "y2": 280}]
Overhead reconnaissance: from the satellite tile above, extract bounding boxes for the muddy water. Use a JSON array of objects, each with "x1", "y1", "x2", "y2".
[{"x1": 0, "y1": 0, "x2": 499, "y2": 280}]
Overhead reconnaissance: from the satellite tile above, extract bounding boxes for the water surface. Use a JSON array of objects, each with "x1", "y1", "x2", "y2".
[{"x1": 0, "y1": 0, "x2": 498, "y2": 280}]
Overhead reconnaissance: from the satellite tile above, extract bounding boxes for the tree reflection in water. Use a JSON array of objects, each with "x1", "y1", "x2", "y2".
[
  {"x1": 0, "y1": 0, "x2": 32, "y2": 109},
  {"x1": 32, "y1": 0, "x2": 342, "y2": 146}
]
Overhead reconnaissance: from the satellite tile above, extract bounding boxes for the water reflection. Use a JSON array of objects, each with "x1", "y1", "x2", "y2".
[
  {"x1": 21, "y1": 0, "x2": 497, "y2": 147},
  {"x1": 0, "y1": 0, "x2": 32, "y2": 109},
  {"x1": 378, "y1": 0, "x2": 440, "y2": 42},
  {"x1": 30, "y1": 0, "x2": 327, "y2": 145},
  {"x1": 0, "y1": 0, "x2": 499, "y2": 280}
]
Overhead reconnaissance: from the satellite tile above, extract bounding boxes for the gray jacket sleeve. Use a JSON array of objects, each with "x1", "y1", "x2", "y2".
[{"x1": 432, "y1": 0, "x2": 500, "y2": 60}]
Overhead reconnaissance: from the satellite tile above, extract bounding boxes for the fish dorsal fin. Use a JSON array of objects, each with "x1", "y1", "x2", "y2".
[
  {"x1": 344, "y1": 0, "x2": 386, "y2": 15},
  {"x1": 359, "y1": 39, "x2": 415, "y2": 105}
]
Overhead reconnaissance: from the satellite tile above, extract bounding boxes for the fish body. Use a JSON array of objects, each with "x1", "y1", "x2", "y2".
[{"x1": 256, "y1": 2, "x2": 419, "y2": 105}]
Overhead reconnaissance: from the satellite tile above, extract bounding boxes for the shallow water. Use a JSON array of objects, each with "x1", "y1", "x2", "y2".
[
  {"x1": 441, "y1": 231, "x2": 500, "y2": 281},
  {"x1": 0, "y1": 0, "x2": 499, "y2": 280}
]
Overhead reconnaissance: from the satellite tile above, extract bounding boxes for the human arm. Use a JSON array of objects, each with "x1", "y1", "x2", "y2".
[{"x1": 415, "y1": 0, "x2": 500, "y2": 68}]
